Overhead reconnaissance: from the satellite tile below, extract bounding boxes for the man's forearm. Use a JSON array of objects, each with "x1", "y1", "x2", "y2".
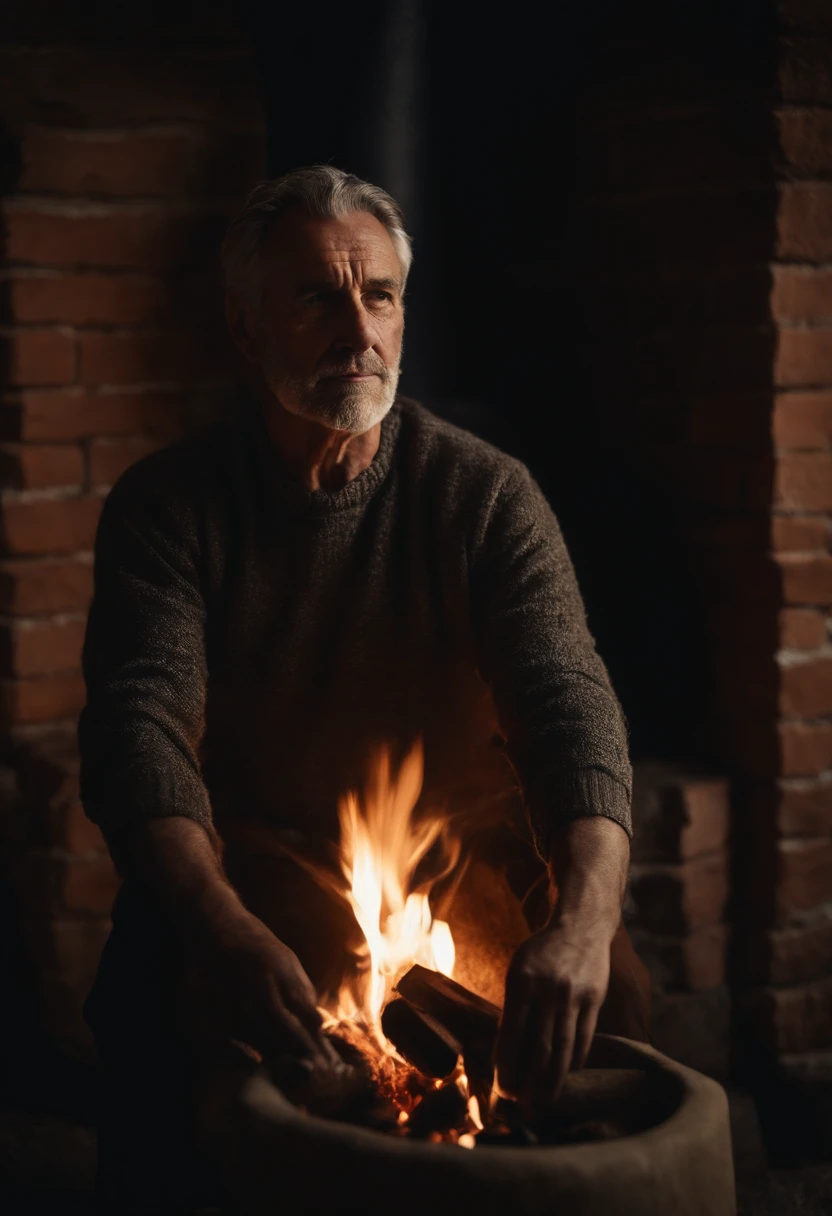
[
  {"x1": 128, "y1": 817, "x2": 248, "y2": 958},
  {"x1": 547, "y1": 814, "x2": 630, "y2": 940}
]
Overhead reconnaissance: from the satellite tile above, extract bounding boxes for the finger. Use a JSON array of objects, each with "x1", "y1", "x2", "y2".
[
  {"x1": 544, "y1": 997, "x2": 580, "y2": 1103},
  {"x1": 496, "y1": 984, "x2": 532, "y2": 1098},
  {"x1": 254, "y1": 1001, "x2": 324, "y2": 1065},
  {"x1": 286, "y1": 990, "x2": 325, "y2": 1035},
  {"x1": 520, "y1": 997, "x2": 557, "y2": 1105},
  {"x1": 572, "y1": 997, "x2": 600, "y2": 1072}
]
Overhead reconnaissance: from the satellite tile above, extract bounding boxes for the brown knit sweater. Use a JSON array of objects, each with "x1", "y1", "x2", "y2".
[{"x1": 79, "y1": 395, "x2": 631, "y2": 880}]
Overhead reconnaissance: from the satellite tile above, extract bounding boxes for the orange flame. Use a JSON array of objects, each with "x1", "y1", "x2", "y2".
[{"x1": 326, "y1": 741, "x2": 457, "y2": 1036}]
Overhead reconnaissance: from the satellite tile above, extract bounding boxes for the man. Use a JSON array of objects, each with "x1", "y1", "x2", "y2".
[{"x1": 80, "y1": 166, "x2": 648, "y2": 1211}]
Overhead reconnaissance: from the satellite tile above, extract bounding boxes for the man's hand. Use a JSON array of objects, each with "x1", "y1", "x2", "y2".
[
  {"x1": 192, "y1": 904, "x2": 337, "y2": 1070},
  {"x1": 496, "y1": 815, "x2": 630, "y2": 1110},
  {"x1": 129, "y1": 817, "x2": 337, "y2": 1073},
  {"x1": 496, "y1": 920, "x2": 611, "y2": 1108}
]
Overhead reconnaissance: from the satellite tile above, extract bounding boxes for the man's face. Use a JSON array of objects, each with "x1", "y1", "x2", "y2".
[{"x1": 240, "y1": 209, "x2": 405, "y2": 434}]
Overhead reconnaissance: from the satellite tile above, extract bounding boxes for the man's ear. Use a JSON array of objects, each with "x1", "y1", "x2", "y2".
[{"x1": 224, "y1": 291, "x2": 259, "y2": 364}]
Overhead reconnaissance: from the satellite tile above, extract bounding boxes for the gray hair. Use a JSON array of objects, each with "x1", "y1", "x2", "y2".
[{"x1": 221, "y1": 165, "x2": 413, "y2": 308}]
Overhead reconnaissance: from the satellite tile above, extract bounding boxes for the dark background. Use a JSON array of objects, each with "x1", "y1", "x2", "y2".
[{"x1": 251, "y1": 0, "x2": 775, "y2": 761}]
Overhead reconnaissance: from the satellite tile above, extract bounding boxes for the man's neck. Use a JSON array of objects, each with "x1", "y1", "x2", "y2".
[{"x1": 258, "y1": 387, "x2": 383, "y2": 492}]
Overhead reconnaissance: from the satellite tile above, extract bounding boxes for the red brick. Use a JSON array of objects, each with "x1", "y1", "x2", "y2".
[
  {"x1": 775, "y1": 328, "x2": 832, "y2": 389},
  {"x1": 631, "y1": 924, "x2": 728, "y2": 992},
  {"x1": 19, "y1": 128, "x2": 197, "y2": 197},
  {"x1": 771, "y1": 268, "x2": 832, "y2": 323},
  {"x1": 89, "y1": 435, "x2": 160, "y2": 486},
  {"x1": 776, "y1": 108, "x2": 832, "y2": 176},
  {"x1": 0, "y1": 496, "x2": 102, "y2": 556},
  {"x1": 0, "y1": 444, "x2": 83, "y2": 490},
  {"x1": 4, "y1": 204, "x2": 227, "y2": 272},
  {"x1": 2, "y1": 618, "x2": 86, "y2": 677},
  {"x1": 780, "y1": 723, "x2": 832, "y2": 776},
  {"x1": 779, "y1": 608, "x2": 828, "y2": 649},
  {"x1": 7, "y1": 273, "x2": 171, "y2": 327},
  {"x1": 778, "y1": 778, "x2": 832, "y2": 835},
  {"x1": 751, "y1": 978, "x2": 832, "y2": 1054},
  {"x1": 3, "y1": 329, "x2": 76, "y2": 386},
  {"x1": 77, "y1": 330, "x2": 225, "y2": 386},
  {"x1": 780, "y1": 656, "x2": 832, "y2": 714},
  {"x1": 773, "y1": 391, "x2": 832, "y2": 448},
  {"x1": 631, "y1": 762, "x2": 730, "y2": 863},
  {"x1": 780, "y1": 38, "x2": 832, "y2": 105},
  {"x1": 61, "y1": 801, "x2": 105, "y2": 855},
  {"x1": 777, "y1": 184, "x2": 832, "y2": 261},
  {"x1": 0, "y1": 672, "x2": 86, "y2": 724},
  {"x1": 772, "y1": 517, "x2": 829, "y2": 552},
  {"x1": 0, "y1": 559, "x2": 92, "y2": 615},
  {"x1": 765, "y1": 920, "x2": 832, "y2": 985},
  {"x1": 777, "y1": 838, "x2": 832, "y2": 914},
  {"x1": 60, "y1": 855, "x2": 120, "y2": 915},
  {"x1": 22, "y1": 917, "x2": 111, "y2": 985},
  {"x1": 628, "y1": 853, "x2": 729, "y2": 935},
  {"x1": 0, "y1": 46, "x2": 264, "y2": 127},
  {"x1": 778, "y1": 554, "x2": 832, "y2": 603},
  {"x1": 0, "y1": 390, "x2": 184, "y2": 441},
  {"x1": 775, "y1": 453, "x2": 832, "y2": 511},
  {"x1": 778, "y1": 1, "x2": 832, "y2": 34}
]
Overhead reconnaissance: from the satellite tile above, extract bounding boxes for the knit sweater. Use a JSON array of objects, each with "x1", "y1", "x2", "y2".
[{"x1": 79, "y1": 395, "x2": 631, "y2": 879}]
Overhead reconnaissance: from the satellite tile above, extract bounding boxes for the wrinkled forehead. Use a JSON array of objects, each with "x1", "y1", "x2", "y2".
[{"x1": 262, "y1": 208, "x2": 403, "y2": 290}]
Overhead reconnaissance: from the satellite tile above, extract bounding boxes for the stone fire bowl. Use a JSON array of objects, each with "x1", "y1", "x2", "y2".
[{"x1": 198, "y1": 1034, "x2": 736, "y2": 1216}]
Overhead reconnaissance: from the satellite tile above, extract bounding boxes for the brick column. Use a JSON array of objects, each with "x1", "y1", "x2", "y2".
[
  {"x1": 0, "y1": 41, "x2": 264, "y2": 1058},
  {"x1": 739, "y1": 9, "x2": 832, "y2": 1155}
]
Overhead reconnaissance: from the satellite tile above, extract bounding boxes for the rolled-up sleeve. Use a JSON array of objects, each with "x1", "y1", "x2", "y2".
[
  {"x1": 471, "y1": 462, "x2": 632, "y2": 858},
  {"x1": 78, "y1": 472, "x2": 212, "y2": 873}
]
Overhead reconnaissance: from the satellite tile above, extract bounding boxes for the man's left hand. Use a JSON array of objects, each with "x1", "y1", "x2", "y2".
[{"x1": 496, "y1": 919, "x2": 611, "y2": 1109}]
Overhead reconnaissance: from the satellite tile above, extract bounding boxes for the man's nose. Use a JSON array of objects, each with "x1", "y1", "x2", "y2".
[{"x1": 333, "y1": 298, "x2": 376, "y2": 354}]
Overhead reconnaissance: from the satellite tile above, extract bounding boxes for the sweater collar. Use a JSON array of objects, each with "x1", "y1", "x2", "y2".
[{"x1": 240, "y1": 389, "x2": 402, "y2": 516}]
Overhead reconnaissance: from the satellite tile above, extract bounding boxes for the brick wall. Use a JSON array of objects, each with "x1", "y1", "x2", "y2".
[
  {"x1": 628, "y1": 762, "x2": 731, "y2": 1078},
  {"x1": 578, "y1": 2, "x2": 832, "y2": 1154},
  {"x1": 748, "y1": 3, "x2": 832, "y2": 1154},
  {"x1": 0, "y1": 38, "x2": 264, "y2": 1058}
]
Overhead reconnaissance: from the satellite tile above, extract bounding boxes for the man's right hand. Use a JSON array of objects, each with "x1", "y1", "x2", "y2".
[
  {"x1": 129, "y1": 816, "x2": 338, "y2": 1073},
  {"x1": 195, "y1": 904, "x2": 337, "y2": 1069}
]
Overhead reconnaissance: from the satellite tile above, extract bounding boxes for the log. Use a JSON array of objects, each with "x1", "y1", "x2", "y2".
[
  {"x1": 395, "y1": 965, "x2": 500, "y2": 1111},
  {"x1": 380, "y1": 998, "x2": 462, "y2": 1079},
  {"x1": 406, "y1": 1082, "x2": 469, "y2": 1139},
  {"x1": 396, "y1": 965, "x2": 501, "y2": 1046}
]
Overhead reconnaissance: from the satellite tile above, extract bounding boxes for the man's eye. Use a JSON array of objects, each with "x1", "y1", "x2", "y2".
[{"x1": 367, "y1": 291, "x2": 393, "y2": 303}]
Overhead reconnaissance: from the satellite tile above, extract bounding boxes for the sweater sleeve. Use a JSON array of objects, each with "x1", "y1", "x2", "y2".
[
  {"x1": 78, "y1": 471, "x2": 213, "y2": 873},
  {"x1": 471, "y1": 461, "x2": 632, "y2": 857}
]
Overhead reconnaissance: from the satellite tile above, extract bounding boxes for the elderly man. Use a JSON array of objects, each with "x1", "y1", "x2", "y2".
[{"x1": 80, "y1": 166, "x2": 648, "y2": 1211}]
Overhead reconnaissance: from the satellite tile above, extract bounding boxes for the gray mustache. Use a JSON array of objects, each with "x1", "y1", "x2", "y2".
[{"x1": 315, "y1": 359, "x2": 388, "y2": 380}]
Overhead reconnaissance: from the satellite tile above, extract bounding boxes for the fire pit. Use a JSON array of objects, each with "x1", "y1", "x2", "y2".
[
  {"x1": 198, "y1": 1033, "x2": 735, "y2": 1215},
  {"x1": 197, "y1": 745, "x2": 735, "y2": 1212}
]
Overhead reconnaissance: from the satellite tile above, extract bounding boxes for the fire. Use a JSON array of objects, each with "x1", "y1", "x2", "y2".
[{"x1": 327, "y1": 740, "x2": 457, "y2": 1032}]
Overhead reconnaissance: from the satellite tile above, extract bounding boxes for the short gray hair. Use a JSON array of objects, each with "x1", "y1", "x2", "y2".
[{"x1": 221, "y1": 165, "x2": 413, "y2": 308}]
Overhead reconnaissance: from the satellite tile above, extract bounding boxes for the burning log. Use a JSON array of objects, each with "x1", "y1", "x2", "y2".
[
  {"x1": 380, "y1": 998, "x2": 463, "y2": 1080},
  {"x1": 406, "y1": 1081, "x2": 469, "y2": 1139},
  {"x1": 396, "y1": 964, "x2": 500, "y2": 1111},
  {"x1": 396, "y1": 964, "x2": 501, "y2": 1043}
]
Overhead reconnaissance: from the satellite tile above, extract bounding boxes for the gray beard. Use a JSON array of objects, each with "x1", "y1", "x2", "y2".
[
  {"x1": 259, "y1": 338, "x2": 402, "y2": 435},
  {"x1": 278, "y1": 368, "x2": 400, "y2": 434}
]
